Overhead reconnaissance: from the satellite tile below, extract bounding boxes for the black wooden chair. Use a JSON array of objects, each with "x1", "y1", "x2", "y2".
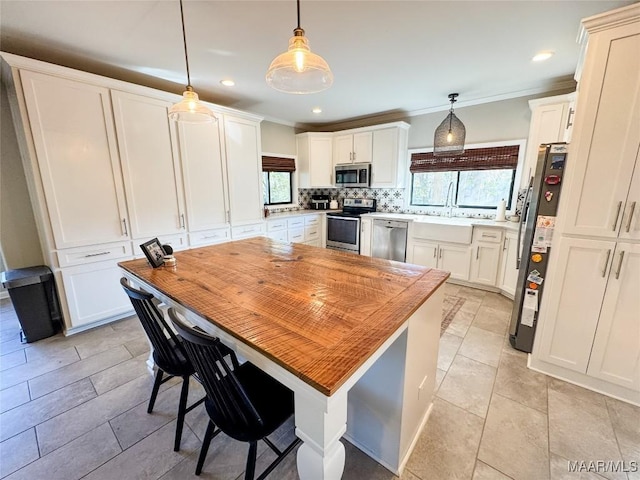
[
  {"x1": 168, "y1": 307, "x2": 302, "y2": 479},
  {"x1": 119, "y1": 277, "x2": 206, "y2": 451}
]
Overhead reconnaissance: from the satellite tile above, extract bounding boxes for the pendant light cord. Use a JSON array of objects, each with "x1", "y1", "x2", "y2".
[
  {"x1": 178, "y1": 0, "x2": 191, "y2": 87},
  {"x1": 296, "y1": 0, "x2": 301, "y2": 29}
]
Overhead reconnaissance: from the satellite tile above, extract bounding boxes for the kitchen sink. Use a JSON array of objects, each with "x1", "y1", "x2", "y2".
[{"x1": 410, "y1": 217, "x2": 474, "y2": 244}]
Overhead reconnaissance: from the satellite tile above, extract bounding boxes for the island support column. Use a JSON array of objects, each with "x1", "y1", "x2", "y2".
[{"x1": 295, "y1": 389, "x2": 348, "y2": 479}]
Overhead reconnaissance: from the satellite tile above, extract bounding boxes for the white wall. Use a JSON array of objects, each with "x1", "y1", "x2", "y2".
[
  {"x1": 260, "y1": 121, "x2": 296, "y2": 155},
  {"x1": 0, "y1": 81, "x2": 44, "y2": 269}
]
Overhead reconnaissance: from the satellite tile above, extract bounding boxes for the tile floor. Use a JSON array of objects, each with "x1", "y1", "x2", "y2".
[{"x1": 1, "y1": 283, "x2": 638, "y2": 480}]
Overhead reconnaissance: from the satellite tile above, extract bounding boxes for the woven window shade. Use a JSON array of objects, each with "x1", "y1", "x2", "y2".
[
  {"x1": 262, "y1": 156, "x2": 296, "y2": 172},
  {"x1": 410, "y1": 145, "x2": 519, "y2": 173}
]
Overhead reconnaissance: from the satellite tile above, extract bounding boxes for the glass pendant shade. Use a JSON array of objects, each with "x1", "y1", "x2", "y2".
[
  {"x1": 266, "y1": 29, "x2": 333, "y2": 94},
  {"x1": 169, "y1": 87, "x2": 216, "y2": 123},
  {"x1": 434, "y1": 93, "x2": 466, "y2": 156}
]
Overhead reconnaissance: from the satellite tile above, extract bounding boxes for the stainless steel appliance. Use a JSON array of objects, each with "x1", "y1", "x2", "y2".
[
  {"x1": 310, "y1": 194, "x2": 329, "y2": 210},
  {"x1": 326, "y1": 198, "x2": 376, "y2": 253},
  {"x1": 335, "y1": 163, "x2": 371, "y2": 188},
  {"x1": 372, "y1": 219, "x2": 408, "y2": 262},
  {"x1": 509, "y1": 143, "x2": 568, "y2": 352}
]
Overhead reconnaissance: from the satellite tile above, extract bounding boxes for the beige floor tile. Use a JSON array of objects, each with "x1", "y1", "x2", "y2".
[
  {"x1": 0, "y1": 378, "x2": 96, "y2": 442},
  {"x1": 549, "y1": 453, "x2": 608, "y2": 480},
  {"x1": 472, "y1": 305, "x2": 510, "y2": 336},
  {"x1": 478, "y1": 394, "x2": 549, "y2": 480},
  {"x1": 28, "y1": 345, "x2": 132, "y2": 399},
  {"x1": 0, "y1": 349, "x2": 26, "y2": 371},
  {"x1": 445, "y1": 309, "x2": 475, "y2": 338},
  {"x1": 460, "y1": 299, "x2": 482, "y2": 315},
  {"x1": 437, "y1": 332, "x2": 463, "y2": 372},
  {"x1": 405, "y1": 398, "x2": 484, "y2": 480},
  {"x1": 472, "y1": 460, "x2": 513, "y2": 479},
  {"x1": 437, "y1": 355, "x2": 497, "y2": 418},
  {"x1": 457, "y1": 286, "x2": 487, "y2": 301},
  {"x1": 0, "y1": 381, "x2": 30, "y2": 413},
  {"x1": 3, "y1": 423, "x2": 121, "y2": 480},
  {"x1": 548, "y1": 388, "x2": 625, "y2": 480},
  {"x1": 606, "y1": 397, "x2": 640, "y2": 480},
  {"x1": 481, "y1": 292, "x2": 514, "y2": 312},
  {"x1": 494, "y1": 349, "x2": 548, "y2": 413},
  {"x1": 84, "y1": 420, "x2": 200, "y2": 480},
  {"x1": 0, "y1": 428, "x2": 39, "y2": 478},
  {"x1": 442, "y1": 282, "x2": 461, "y2": 296},
  {"x1": 89, "y1": 352, "x2": 151, "y2": 395},
  {"x1": 435, "y1": 368, "x2": 447, "y2": 392},
  {"x1": 458, "y1": 326, "x2": 504, "y2": 367},
  {"x1": 36, "y1": 374, "x2": 154, "y2": 455},
  {"x1": 1, "y1": 346, "x2": 79, "y2": 389},
  {"x1": 123, "y1": 337, "x2": 151, "y2": 358}
]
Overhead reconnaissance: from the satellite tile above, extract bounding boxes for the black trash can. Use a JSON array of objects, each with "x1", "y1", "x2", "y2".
[{"x1": 1, "y1": 266, "x2": 61, "y2": 343}]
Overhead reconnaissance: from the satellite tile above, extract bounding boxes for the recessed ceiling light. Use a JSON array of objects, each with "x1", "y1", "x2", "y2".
[
  {"x1": 532, "y1": 51, "x2": 554, "y2": 62},
  {"x1": 220, "y1": 79, "x2": 235, "y2": 87},
  {"x1": 312, "y1": 107, "x2": 322, "y2": 114}
]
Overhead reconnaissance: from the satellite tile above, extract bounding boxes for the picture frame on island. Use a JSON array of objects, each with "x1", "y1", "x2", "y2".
[{"x1": 140, "y1": 237, "x2": 165, "y2": 268}]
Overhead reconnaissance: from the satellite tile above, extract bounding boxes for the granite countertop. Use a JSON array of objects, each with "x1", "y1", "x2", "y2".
[{"x1": 362, "y1": 212, "x2": 521, "y2": 230}]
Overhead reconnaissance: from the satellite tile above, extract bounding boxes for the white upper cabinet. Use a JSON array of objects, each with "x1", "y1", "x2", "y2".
[
  {"x1": 333, "y1": 131, "x2": 372, "y2": 165},
  {"x1": 20, "y1": 70, "x2": 129, "y2": 249},
  {"x1": 560, "y1": 24, "x2": 640, "y2": 239},
  {"x1": 370, "y1": 126, "x2": 409, "y2": 188},
  {"x1": 296, "y1": 133, "x2": 334, "y2": 188},
  {"x1": 111, "y1": 91, "x2": 186, "y2": 239},
  {"x1": 223, "y1": 115, "x2": 263, "y2": 225},
  {"x1": 177, "y1": 121, "x2": 229, "y2": 232}
]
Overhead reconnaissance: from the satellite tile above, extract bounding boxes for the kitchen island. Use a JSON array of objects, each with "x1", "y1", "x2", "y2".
[{"x1": 119, "y1": 237, "x2": 448, "y2": 479}]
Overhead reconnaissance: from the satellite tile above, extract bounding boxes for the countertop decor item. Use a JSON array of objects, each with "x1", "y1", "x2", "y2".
[
  {"x1": 433, "y1": 93, "x2": 466, "y2": 156},
  {"x1": 329, "y1": 199, "x2": 339, "y2": 210},
  {"x1": 495, "y1": 199, "x2": 507, "y2": 221},
  {"x1": 168, "y1": 0, "x2": 216, "y2": 123},
  {"x1": 265, "y1": 0, "x2": 333, "y2": 94}
]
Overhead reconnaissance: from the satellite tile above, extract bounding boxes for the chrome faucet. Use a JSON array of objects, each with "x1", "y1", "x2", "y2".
[{"x1": 444, "y1": 181, "x2": 456, "y2": 217}]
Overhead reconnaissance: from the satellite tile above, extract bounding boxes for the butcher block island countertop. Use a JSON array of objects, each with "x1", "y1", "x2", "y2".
[{"x1": 119, "y1": 236, "x2": 449, "y2": 396}]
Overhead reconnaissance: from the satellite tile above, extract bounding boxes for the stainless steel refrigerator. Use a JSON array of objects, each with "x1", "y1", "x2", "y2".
[{"x1": 509, "y1": 143, "x2": 569, "y2": 352}]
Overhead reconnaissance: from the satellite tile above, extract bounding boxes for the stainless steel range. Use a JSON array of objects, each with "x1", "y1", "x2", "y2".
[{"x1": 326, "y1": 198, "x2": 377, "y2": 253}]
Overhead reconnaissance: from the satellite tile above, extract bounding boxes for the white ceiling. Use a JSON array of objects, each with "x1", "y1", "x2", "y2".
[{"x1": 0, "y1": 0, "x2": 634, "y2": 129}]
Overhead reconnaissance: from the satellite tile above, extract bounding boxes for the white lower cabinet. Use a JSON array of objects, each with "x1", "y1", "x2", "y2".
[
  {"x1": 498, "y1": 230, "x2": 519, "y2": 297},
  {"x1": 59, "y1": 259, "x2": 134, "y2": 331},
  {"x1": 360, "y1": 217, "x2": 373, "y2": 256},
  {"x1": 188, "y1": 227, "x2": 231, "y2": 247},
  {"x1": 408, "y1": 240, "x2": 471, "y2": 281},
  {"x1": 266, "y1": 214, "x2": 323, "y2": 246},
  {"x1": 469, "y1": 228, "x2": 503, "y2": 286},
  {"x1": 231, "y1": 222, "x2": 265, "y2": 239}
]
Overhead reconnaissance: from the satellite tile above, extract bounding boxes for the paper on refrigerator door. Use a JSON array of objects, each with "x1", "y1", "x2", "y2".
[{"x1": 521, "y1": 288, "x2": 539, "y2": 327}]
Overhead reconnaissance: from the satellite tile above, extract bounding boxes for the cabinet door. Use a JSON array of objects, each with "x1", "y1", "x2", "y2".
[
  {"x1": 619, "y1": 151, "x2": 640, "y2": 241},
  {"x1": 499, "y1": 232, "x2": 519, "y2": 296},
  {"x1": 470, "y1": 242, "x2": 501, "y2": 286},
  {"x1": 334, "y1": 134, "x2": 353, "y2": 164},
  {"x1": 177, "y1": 121, "x2": 229, "y2": 232},
  {"x1": 371, "y1": 128, "x2": 399, "y2": 188},
  {"x1": 352, "y1": 131, "x2": 373, "y2": 163},
  {"x1": 587, "y1": 242, "x2": 640, "y2": 390},
  {"x1": 309, "y1": 136, "x2": 334, "y2": 187},
  {"x1": 360, "y1": 218, "x2": 372, "y2": 256},
  {"x1": 562, "y1": 26, "x2": 640, "y2": 238},
  {"x1": 20, "y1": 70, "x2": 129, "y2": 248},
  {"x1": 407, "y1": 241, "x2": 438, "y2": 269},
  {"x1": 522, "y1": 103, "x2": 566, "y2": 188},
  {"x1": 438, "y1": 243, "x2": 471, "y2": 281},
  {"x1": 536, "y1": 237, "x2": 613, "y2": 373},
  {"x1": 223, "y1": 115, "x2": 263, "y2": 225},
  {"x1": 60, "y1": 259, "x2": 133, "y2": 329},
  {"x1": 111, "y1": 91, "x2": 185, "y2": 239}
]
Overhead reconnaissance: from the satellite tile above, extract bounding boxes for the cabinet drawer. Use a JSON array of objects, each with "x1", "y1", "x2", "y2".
[
  {"x1": 267, "y1": 219, "x2": 288, "y2": 232},
  {"x1": 472, "y1": 228, "x2": 503, "y2": 244},
  {"x1": 56, "y1": 241, "x2": 133, "y2": 268},
  {"x1": 287, "y1": 217, "x2": 305, "y2": 229},
  {"x1": 155, "y1": 234, "x2": 189, "y2": 252},
  {"x1": 231, "y1": 223, "x2": 265, "y2": 239},
  {"x1": 304, "y1": 215, "x2": 320, "y2": 226},
  {"x1": 304, "y1": 225, "x2": 320, "y2": 241},
  {"x1": 288, "y1": 228, "x2": 305, "y2": 243},
  {"x1": 268, "y1": 230, "x2": 288, "y2": 242},
  {"x1": 189, "y1": 227, "x2": 230, "y2": 246}
]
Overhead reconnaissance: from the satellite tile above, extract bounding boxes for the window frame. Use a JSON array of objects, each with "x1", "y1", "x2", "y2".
[
  {"x1": 261, "y1": 153, "x2": 298, "y2": 209},
  {"x1": 405, "y1": 139, "x2": 526, "y2": 214},
  {"x1": 263, "y1": 171, "x2": 294, "y2": 206}
]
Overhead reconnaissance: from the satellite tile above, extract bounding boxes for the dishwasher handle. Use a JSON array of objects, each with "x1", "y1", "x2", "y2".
[{"x1": 373, "y1": 219, "x2": 408, "y2": 230}]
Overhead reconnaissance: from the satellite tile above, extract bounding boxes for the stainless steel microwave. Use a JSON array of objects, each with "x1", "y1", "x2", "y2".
[{"x1": 335, "y1": 163, "x2": 371, "y2": 188}]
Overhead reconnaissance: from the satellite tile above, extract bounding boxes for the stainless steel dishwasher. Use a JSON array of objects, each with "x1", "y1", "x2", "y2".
[{"x1": 372, "y1": 219, "x2": 408, "y2": 262}]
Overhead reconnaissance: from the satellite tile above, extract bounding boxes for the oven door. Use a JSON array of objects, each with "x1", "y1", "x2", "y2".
[{"x1": 326, "y1": 215, "x2": 360, "y2": 253}]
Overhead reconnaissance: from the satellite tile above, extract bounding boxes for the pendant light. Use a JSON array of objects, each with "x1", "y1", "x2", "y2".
[
  {"x1": 265, "y1": 0, "x2": 333, "y2": 94},
  {"x1": 168, "y1": 0, "x2": 216, "y2": 123},
  {"x1": 433, "y1": 93, "x2": 466, "y2": 156}
]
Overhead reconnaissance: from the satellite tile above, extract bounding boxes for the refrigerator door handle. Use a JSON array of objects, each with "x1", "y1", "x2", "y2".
[{"x1": 516, "y1": 177, "x2": 534, "y2": 269}]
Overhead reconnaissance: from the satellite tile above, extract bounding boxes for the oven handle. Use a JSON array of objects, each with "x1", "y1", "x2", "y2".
[{"x1": 327, "y1": 215, "x2": 360, "y2": 222}]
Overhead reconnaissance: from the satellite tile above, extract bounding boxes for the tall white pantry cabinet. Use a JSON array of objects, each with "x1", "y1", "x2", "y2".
[
  {"x1": 2, "y1": 52, "x2": 264, "y2": 334},
  {"x1": 531, "y1": 4, "x2": 640, "y2": 405}
]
